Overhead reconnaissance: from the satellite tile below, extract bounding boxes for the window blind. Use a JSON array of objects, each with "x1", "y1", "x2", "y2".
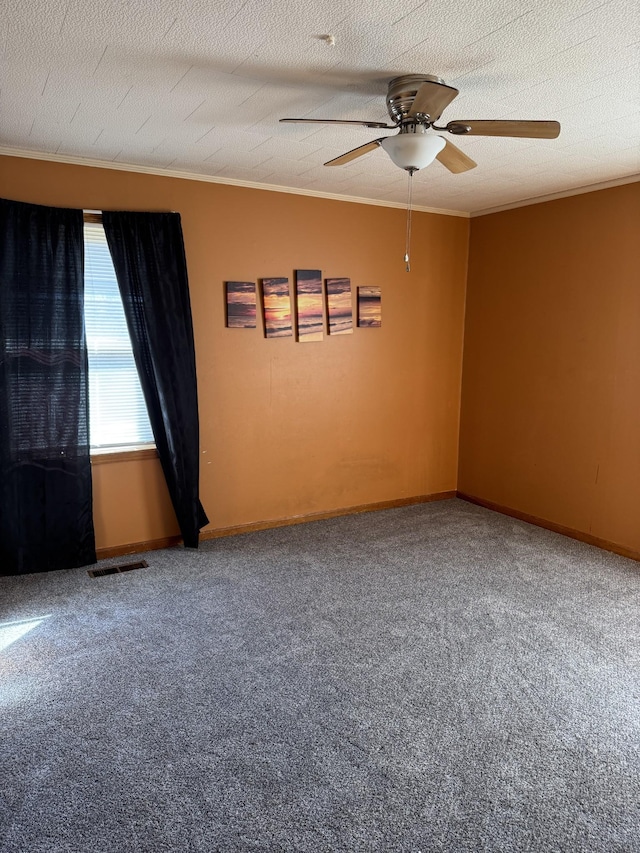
[{"x1": 84, "y1": 222, "x2": 154, "y2": 449}]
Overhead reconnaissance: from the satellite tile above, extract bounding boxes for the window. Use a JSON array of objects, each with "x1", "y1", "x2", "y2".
[{"x1": 83, "y1": 221, "x2": 154, "y2": 451}]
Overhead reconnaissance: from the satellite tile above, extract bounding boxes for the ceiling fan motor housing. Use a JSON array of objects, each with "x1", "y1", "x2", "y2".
[{"x1": 386, "y1": 74, "x2": 445, "y2": 123}]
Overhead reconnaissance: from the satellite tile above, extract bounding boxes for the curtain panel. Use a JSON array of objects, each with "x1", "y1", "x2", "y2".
[
  {"x1": 0, "y1": 198, "x2": 96, "y2": 574},
  {"x1": 102, "y1": 211, "x2": 208, "y2": 548}
]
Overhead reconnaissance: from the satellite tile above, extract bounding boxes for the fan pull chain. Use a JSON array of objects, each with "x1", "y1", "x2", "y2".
[{"x1": 404, "y1": 168, "x2": 415, "y2": 273}]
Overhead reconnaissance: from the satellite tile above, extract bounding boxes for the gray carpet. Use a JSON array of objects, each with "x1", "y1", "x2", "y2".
[{"x1": 1, "y1": 498, "x2": 639, "y2": 852}]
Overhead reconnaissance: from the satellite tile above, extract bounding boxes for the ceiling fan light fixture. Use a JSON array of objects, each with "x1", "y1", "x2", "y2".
[{"x1": 380, "y1": 133, "x2": 446, "y2": 171}]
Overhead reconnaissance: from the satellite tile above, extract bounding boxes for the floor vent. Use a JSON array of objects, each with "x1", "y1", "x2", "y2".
[{"x1": 88, "y1": 560, "x2": 148, "y2": 579}]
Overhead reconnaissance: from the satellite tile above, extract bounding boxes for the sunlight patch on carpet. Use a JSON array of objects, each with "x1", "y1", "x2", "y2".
[{"x1": 0, "y1": 616, "x2": 50, "y2": 653}]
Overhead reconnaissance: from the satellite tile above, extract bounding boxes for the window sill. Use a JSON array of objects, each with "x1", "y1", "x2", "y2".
[{"x1": 91, "y1": 446, "x2": 158, "y2": 465}]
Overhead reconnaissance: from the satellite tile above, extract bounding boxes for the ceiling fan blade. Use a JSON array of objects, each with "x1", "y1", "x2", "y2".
[
  {"x1": 280, "y1": 118, "x2": 395, "y2": 129},
  {"x1": 324, "y1": 139, "x2": 383, "y2": 167},
  {"x1": 447, "y1": 120, "x2": 561, "y2": 138},
  {"x1": 408, "y1": 81, "x2": 459, "y2": 121},
  {"x1": 436, "y1": 139, "x2": 477, "y2": 173}
]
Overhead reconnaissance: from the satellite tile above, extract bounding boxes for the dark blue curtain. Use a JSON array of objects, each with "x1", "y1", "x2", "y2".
[
  {"x1": 0, "y1": 198, "x2": 96, "y2": 574},
  {"x1": 102, "y1": 211, "x2": 208, "y2": 548}
]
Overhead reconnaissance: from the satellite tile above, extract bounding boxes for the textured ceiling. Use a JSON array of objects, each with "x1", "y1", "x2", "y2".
[{"x1": 1, "y1": 0, "x2": 639, "y2": 213}]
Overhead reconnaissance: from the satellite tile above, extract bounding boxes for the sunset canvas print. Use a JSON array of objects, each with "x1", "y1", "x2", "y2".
[
  {"x1": 357, "y1": 286, "x2": 382, "y2": 327},
  {"x1": 325, "y1": 278, "x2": 353, "y2": 335},
  {"x1": 295, "y1": 269, "x2": 324, "y2": 342},
  {"x1": 225, "y1": 281, "x2": 256, "y2": 328},
  {"x1": 262, "y1": 278, "x2": 292, "y2": 338}
]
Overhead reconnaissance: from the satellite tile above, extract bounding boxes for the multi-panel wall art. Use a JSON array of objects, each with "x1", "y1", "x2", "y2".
[
  {"x1": 262, "y1": 277, "x2": 292, "y2": 338},
  {"x1": 326, "y1": 278, "x2": 353, "y2": 335},
  {"x1": 357, "y1": 286, "x2": 382, "y2": 328},
  {"x1": 225, "y1": 281, "x2": 257, "y2": 328},
  {"x1": 295, "y1": 269, "x2": 324, "y2": 343},
  {"x1": 224, "y1": 271, "x2": 379, "y2": 340}
]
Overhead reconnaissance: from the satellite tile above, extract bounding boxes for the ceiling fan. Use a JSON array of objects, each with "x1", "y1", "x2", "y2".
[{"x1": 280, "y1": 74, "x2": 561, "y2": 174}]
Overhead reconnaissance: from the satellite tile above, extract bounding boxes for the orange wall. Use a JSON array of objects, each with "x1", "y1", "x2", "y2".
[
  {"x1": 459, "y1": 182, "x2": 640, "y2": 553},
  {"x1": 0, "y1": 155, "x2": 469, "y2": 551},
  {"x1": 91, "y1": 455, "x2": 179, "y2": 549}
]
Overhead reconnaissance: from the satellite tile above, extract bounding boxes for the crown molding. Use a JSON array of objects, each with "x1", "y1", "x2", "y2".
[
  {"x1": 470, "y1": 173, "x2": 640, "y2": 217},
  {"x1": 5, "y1": 146, "x2": 635, "y2": 221},
  {"x1": 0, "y1": 146, "x2": 470, "y2": 219}
]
